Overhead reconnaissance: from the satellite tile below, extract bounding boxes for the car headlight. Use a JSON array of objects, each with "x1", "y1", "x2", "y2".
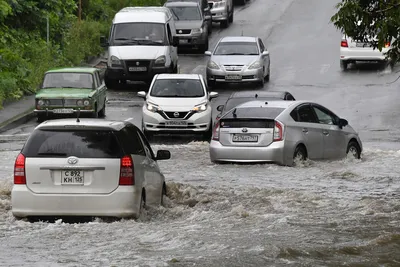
[
  {"x1": 207, "y1": 60, "x2": 220, "y2": 70},
  {"x1": 83, "y1": 100, "x2": 90, "y2": 106},
  {"x1": 248, "y1": 61, "x2": 262, "y2": 69},
  {"x1": 146, "y1": 102, "x2": 160, "y2": 112},
  {"x1": 213, "y1": 1, "x2": 226, "y2": 8},
  {"x1": 76, "y1": 100, "x2": 84, "y2": 106},
  {"x1": 109, "y1": 55, "x2": 121, "y2": 67},
  {"x1": 37, "y1": 99, "x2": 45, "y2": 106},
  {"x1": 155, "y1": 55, "x2": 166, "y2": 65},
  {"x1": 192, "y1": 28, "x2": 203, "y2": 34},
  {"x1": 192, "y1": 102, "x2": 207, "y2": 112}
]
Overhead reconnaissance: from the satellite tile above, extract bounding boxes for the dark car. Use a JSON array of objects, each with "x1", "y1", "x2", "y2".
[
  {"x1": 215, "y1": 91, "x2": 296, "y2": 121},
  {"x1": 165, "y1": 0, "x2": 212, "y2": 34}
]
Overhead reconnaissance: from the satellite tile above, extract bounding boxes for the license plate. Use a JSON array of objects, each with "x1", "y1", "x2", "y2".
[
  {"x1": 356, "y1": 42, "x2": 372, "y2": 47},
  {"x1": 232, "y1": 134, "x2": 258, "y2": 142},
  {"x1": 53, "y1": 108, "x2": 74, "y2": 114},
  {"x1": 165, "y1": 121, "x2": 188, "y2": 126},
  {"x1": 61, "y1": 170, "x2": 84, "y2": 185},
  {"x1": 129, "y1": 67, "x2": 147, "y2": 72},
  {"x1": 225, "y1": 75, "x2": 242, "y2": 80},
  {"x1": 179, "y1": 39, "x2": 189, "y2": 44}
]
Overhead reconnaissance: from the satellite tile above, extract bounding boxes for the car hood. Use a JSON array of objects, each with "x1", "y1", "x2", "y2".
[
  {"x1": 147, "y1": 96, "x2": 207, "y2": 111},
  {"x1": 175, "y1": 20, "x2": 203, "y2": 30},
  {"x1": 211, "y1": 55, "x2": 259, "y2": 66},
  {"x1": 36, "y1": 88, "x2": 94, "y2": 98},
  {"x1": 109, "y1": 46, "x2": 167, "y2": 60}
]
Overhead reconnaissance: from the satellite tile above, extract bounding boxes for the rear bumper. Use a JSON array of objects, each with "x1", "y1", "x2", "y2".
[
  {"x1": 11, "y1": 185, "x2": 141, "y2": 218},
  {"x1": 340, "y1": 47, "x2": 390, "y2": 62},
  {"x1": 209, "y1": 140, "x2": 287, "y2": 164}
]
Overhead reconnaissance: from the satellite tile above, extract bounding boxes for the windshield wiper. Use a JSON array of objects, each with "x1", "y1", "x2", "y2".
[
  {"x1": 114, "y1": 37, "x2": 130, "y2": 41},
  {"x1": 37, "y1": 152, "x2": 67, "y2": 156},
  {"x1": 244, "y1": 53, "x2": 259, "y2": 55},
  {"x1": 170, "y1": 10, "x2": 180, "y2": 20},
  {"x1": 223, "y1": 53, "x2": 245, "y2": 55}
]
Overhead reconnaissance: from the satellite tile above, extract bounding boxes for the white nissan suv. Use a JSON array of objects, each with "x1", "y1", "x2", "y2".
[{"x1": 138, "y1": 74, "x2": 219, "y2": 140}]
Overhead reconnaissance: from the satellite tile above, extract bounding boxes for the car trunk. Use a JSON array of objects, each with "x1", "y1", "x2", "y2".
[
  {"x1": 21, "y1": 128, "x2": 124, "y2": 194},
  {"x1": 219, "y1": 118, "x2": 275, "y2": 147}
]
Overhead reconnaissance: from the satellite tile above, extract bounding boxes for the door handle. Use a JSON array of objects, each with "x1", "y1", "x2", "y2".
[
  {"x1": 323, "y1": 131, "x2": 329, "y2": 136},
  {"x1": 302, "y1": 128, "x2": 308, "y2": 133}
]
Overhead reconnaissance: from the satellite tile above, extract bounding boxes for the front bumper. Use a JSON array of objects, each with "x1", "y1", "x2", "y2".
[
  {"x1": 11, "y1": 185, "x2": 141, "y2": 218},
  {"x1": 210, "y1": 7, "x2": 228, "y2": 21},
  {"x1": 34, "y1": 108, "x2": 94, "y2": 115},
  {"x1": 340, "y1": 47, "x2": 390, "y2": 62},
  {"x1": 209, "y1": 140, "x2": 287, "y2": 164},
  {"x1": 206, "y1": 67, "x2": 264, "y2": 83},
  {"x1": 176, "y1": 32, "x2": 208, "y2": 46},
  {"x1": 142, "y1": 107, "x2": 212, "y2": 133},
  {"x1": 106, "y1": 59, "x2": 172, "y2": 82}
]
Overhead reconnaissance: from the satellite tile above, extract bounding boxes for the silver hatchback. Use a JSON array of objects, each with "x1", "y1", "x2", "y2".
[{"x1": 209, "y1": 100, "x2": 363, "y2": 166}]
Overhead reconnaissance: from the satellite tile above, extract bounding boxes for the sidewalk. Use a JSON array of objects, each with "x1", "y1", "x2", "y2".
[{"x1": 0, "y1": 52, "x2": 108, "y2": 134}]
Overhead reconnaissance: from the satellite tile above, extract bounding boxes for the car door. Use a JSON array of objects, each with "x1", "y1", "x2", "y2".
[
  {"x1": 167, "y1": 23, "x2": 178, "y2": 67},
  {"x1": 311, "y1": 104, "x2": 346, "y2": 159},
  {"x1": 95, "y1": 70, "x2": 107, "y2": 109},
  {"x1": 291, "y1": 103, "x2": 324, "y2": 159},
  {"x1": 258, "y1": 38, "x2": 269, "y2": 75}
]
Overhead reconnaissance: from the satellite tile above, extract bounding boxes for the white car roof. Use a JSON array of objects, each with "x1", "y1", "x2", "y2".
[
  {"x1": 155, "y1": 74, "x2": 201, "y2": 80},
  {"x1": 114, "y1": 7, "x2": 172, "y2": 24},
  {"x1": 219, "y1": 36, "x2": 257, "y2": 43},
  {"x1": 35, "y1": 119, "x2": 128, "y2": 131}
]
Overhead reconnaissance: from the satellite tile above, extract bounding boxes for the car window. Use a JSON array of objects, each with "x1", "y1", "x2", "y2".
[
  {"x1": 313, "y1": 106, "x2": 337, "y2": 125},
  {"x1": 224, "y1": 107, "x2": 285, "y2": 119},
  {"x1": 115, "y1": 126, "x2": 146, "y2": 156},
  {"x1": 150, "y1": 79, "x2": 205, "y2": 97},
  {"x1": 22, "y1": 129, "x2": 123, "y2": 158},
  {"x1": 95, "y1": 72, "x2": 101, "y2": 87},
  {"x1": 297, "y1": 104, "x2": 318, "y2": 123},
  {"x1": 111, "y1": 22, "x2": 167, "y2": 45},
  {"x1": 169, "y1": 6, "x2": 202, "y2": 21},
  {"x1": 136, "y1": 131, "x2": 156, "y2": 159},
  {"x1": 214, "y1": 42, "x2": 259, "y2": 55},
  {"x1": 285, "y1": 94, "x2": 295, "y2": 100},
  {"x1": 42, "y1": 73, "x2": 94, "y2": 89}
]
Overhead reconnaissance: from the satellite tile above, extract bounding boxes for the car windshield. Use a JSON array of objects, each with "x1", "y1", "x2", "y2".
[
  {"x1": 42, "y1": 73, "x2": 94, "y2": 89},
  {"x1": 169, "y1": 6, "x2": 201, "y2": 21},
  {"x1": 150, "y1": 79, "x2": 205, "y2": 97},
  {"x1": 225, "y1": 97, "x2": 282, "y2": 111},
  {"x1": 214, "y1": 42, "x2": 259, "y2": 55},
  {"x1": 111, "y1": 23, "x2": 166, "y2": 45},
  {"x1": 21, "y1": 129, "x2": 123, "y2": 158}
]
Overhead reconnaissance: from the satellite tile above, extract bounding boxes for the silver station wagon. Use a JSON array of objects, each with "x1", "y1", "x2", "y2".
[{"x1": 209, "y1": 100, "x2": 363, "y2": 166}]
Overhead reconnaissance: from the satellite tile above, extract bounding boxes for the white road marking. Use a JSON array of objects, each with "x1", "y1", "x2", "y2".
[
  {"x1": 191, "y1": 65, "x2": 206, "y2": 75},
  {"x1": 320, "y1": 64, "x2": 331, "y2": 74},
  {"x1": 124, "y1": 117, "x2": 133, "y2": 122}
]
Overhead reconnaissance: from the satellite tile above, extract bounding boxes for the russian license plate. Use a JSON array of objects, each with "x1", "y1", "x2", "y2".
[
  {"x1": 53, "y1": 108, "x2": 74, "y2": 114},
  {"x1": 225, "y1": 75, "x2": 242, "y2": 80},
  {"x1": 165, "y1": 120, "x2": 188, "y2": 126},
  {"x1": 129, "y1": 67, "x2": 147, "y2": 72},
  {"x1": 61, "y1": 170, "x2": 84, "y2": 185},
  {"x1": 232, "y1": 134, "x2": 258, "y2": 142},
  {"x1": 356, "y1": 42, "x2": 372, "y2": 47},
  {"x1": 179, "y1": 39, "x2": 189, "y2": 44}
]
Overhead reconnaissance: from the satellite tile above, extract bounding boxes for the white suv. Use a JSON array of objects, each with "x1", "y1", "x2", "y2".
[
  {"x1": 138, "y1": 74, "x2": 219, "y2": 140},
  {"x1": 12, "y1": 118, "x2": 171, "y2": 220},
  {"x1": 340, "y1": 34, "x2": 393, "y2": 70}
]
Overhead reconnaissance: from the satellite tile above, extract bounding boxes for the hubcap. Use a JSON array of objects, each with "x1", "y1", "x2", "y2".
[{"x1": 348, "y1": 146, "x2": 358, "y2": 158}]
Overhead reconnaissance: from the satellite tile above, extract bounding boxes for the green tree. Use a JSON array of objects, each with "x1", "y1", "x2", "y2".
[{"x1": 331, "y1": 0, "x2": 400, "y2": 64}]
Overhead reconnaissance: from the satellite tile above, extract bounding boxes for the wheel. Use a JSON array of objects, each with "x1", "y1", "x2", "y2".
[
  {"x1": 173, "y1": 64, "x2": 178, "y2": 73},
  {"x1": 264, "y1": 64, "x2": 270, "y2": 82},
  {"x1": 98, "y1": 101, "x2": 106, "y2": 118},
  {"x1": 208, "y1": 24, "x2": 212, "y2": 34},
  {"x1": 220, "y1": 18, "x2": 229, "y2": 28},
  {"x1": 293, "y1": 145, "x2": 307, "y2": 165},
  {"x1": 202, "y1": 121, "x2": 213, "y2": 141},
  {"x1": 228, "y1": 10, "x2": 234, "y2": 23},
  {"x1": 161, "y1": 183, "x2": 166, "y2": 206},
  {"x1": 92, "y1": 104, "x2": 99, "y2": 118},
  {"x1": 199, "y1": 37, "x2": 209, "y2": 53},
  {"x1": 104, "y1": 75, "x2": 118, "y2": 89},
  {"x1": 257, "y1": 69, "x2": 265, "y2": 87},
  {"x1": 207, "y1": 79, "x2": 216, "y2": 88},
  {"x1": 134, "y1": 190, "x2": 146, "y2": 219},
  {"x1": 346, "y1": 140, "x2": 361, "y2": 159},
  {"x1": 340, "y1": 60, "x2": 348, "y2": 71}
]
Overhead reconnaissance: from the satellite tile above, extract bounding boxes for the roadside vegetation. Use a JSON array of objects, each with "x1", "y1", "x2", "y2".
[{"x1": 0, "y1": 0, "x2": 165, "y2": 108}]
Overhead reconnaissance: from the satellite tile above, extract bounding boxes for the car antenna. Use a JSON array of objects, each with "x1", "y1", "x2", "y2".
[
  {"x1": 76, "y1": 108, "x2": 81, "y2": 123},
  {"x1": 255, "y1": 93, "x2": 258, "y2": 98}
]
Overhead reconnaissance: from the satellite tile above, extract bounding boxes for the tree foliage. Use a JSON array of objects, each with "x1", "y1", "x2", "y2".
[{"x1": 331, "y1": 0, "x2": 400, "y2": 63}]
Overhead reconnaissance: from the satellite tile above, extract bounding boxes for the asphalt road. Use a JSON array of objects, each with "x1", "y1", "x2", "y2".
[{"x1": 1, "y1": 0, "x2": 400, "y2": 266}]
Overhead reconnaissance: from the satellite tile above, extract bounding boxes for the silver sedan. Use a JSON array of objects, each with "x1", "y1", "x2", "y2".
[
  {"x1": 209, "y1": 100, "x2": 363, "y2": 166},
  {"x1": 205, "y1": 36, "x2": 270, "y2": 87}
]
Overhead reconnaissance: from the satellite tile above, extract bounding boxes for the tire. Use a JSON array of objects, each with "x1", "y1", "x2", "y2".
[
  {"x1": 92, "y1": 104, "x2": 98, "y2": 118},
  {"x1": 161, "y1": 183, "x2": 166, "y2": 206},
  {"x1": 199, "y1": 37, "x2": 209, "y2": 53},
  {"x1": 346, "y1": 140, "x2": 361, "y2": 159},
  {"x1": 173, "y1": 64, "x2": 178, "y2": 73},
  {"x1": 208, "y1": 24, "x2": 212, "y2": 34},
  {"x1": 228, "y1": 11, "x2": 234, "y2": 23},
  {"x1": 202, "y1": 121, "x2": 213, "y2": 142},
  {"x1": 98, "y1": 101, "x2": 106, "y2": 118},
  {"x1": 293, "y1": 145, "x2": 307, "y2": 165},
  {"x1": 207, "y1": 79, "x2": 216, "y2": 88},
  {"x1": 104, "y1": 76, "x2": 118, "y2": 89},
  {"x1": 340, "y1": 60, "x2": 348, "y2": 71},
  {"x1": 220, "y1": 18, "x2": 229, "y2": 28},
  {"x1": 134, "y1": 191, "x2": 146, "y2": 219},
  {"x1": 265, "y1": 64, "x2": 270, "y2": 82}
]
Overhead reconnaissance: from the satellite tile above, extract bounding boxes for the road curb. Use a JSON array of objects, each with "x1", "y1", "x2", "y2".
[{"x1": 0, "y1": 108, "x2": 35, "y2": 134}]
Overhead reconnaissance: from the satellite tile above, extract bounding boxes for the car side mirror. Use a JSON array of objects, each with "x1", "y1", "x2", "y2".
[
  {"x1": 216, "y1": 105, "x2": 224, "y2": 111},
  {"x1": 209, "y1": 92, "x2": 219, "y2": 99},
  {"x1": 262, "y1": 50, "x2": 269, "y2": 56},
  {"x1": 338, "y1": 118, "x2": 348, "y2": 128},
  {"x1": 100, "y1": 36, "x2": 108, "y2": 47},
  {"x1": 172, "y1": 36, "x2": 179, "y2": 47},
  {"x1": 156, "y1": 150, "x2": 171, "y2": 160},
  {"x1": 137, "y1": 91, "x2": 146, "y2": 99},
  {"x1": 204, "y1": 51, "x2": 212, "y2": 56}
]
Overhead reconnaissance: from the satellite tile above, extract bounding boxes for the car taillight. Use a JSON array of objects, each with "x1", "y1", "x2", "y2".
[
  {"x1": 119, "y1": 155, "x2": 134, "y2": 185},
  {"x1": 385, "y1": 42, "x2": 390, "y2": 48},
  {"x1": 273, "y1": 121, "x2": 284, "y2": 142},
  {"x1": 341, "y1": 40, "x2": 348, "y2": 47},
  {"x1": 212, "y1": 121, "x2": 220, "y2": 141},
  {"x1": 14, "y1": 153, "x2": 26, "y2": 184}
]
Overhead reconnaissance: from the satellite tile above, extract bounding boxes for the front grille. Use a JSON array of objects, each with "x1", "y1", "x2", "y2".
[
  {"x1": 125, "y1": 60, "x2": 151, "y2": 72},
  {"x1": 64, "y1": 99, "x2": 79, "y2": 106},
  {"x1": 48, "y1": 99, "x2": 63, "y2": 106},
  {"x1": 164, "y1": 111, "x2": 189, "y2": 119},
  {"x1": 224, "y1": 65, "x2": 244, "y2": 71},
  {"x1": 176, "y1": 29, "x2": 191, "y2": 34},
  {"x1": 220, "y1": 119, "x2": 275, "y2": 128}
]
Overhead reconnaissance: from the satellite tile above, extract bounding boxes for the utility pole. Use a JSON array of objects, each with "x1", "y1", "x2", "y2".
[{"x1": 78, "y1": 0, "x2": 82, "y2": 22}]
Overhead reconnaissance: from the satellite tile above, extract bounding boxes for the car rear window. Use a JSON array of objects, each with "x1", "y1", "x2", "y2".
[
  {"x1": 22, "y1": 129, "x2": 123, "y2": 158},
  {"x1": 223, "y1": 107, "x2": 285, "y2": 119}
]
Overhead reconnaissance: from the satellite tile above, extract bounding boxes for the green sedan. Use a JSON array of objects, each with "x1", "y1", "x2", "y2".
[{"x1": 34, "y1": 67, "x2": 107, "y2": 122}]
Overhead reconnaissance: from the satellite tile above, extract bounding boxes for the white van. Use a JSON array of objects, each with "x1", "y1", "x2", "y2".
[{"x1": 100, "y1": 7, "x2": 179, "y2": 87}]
